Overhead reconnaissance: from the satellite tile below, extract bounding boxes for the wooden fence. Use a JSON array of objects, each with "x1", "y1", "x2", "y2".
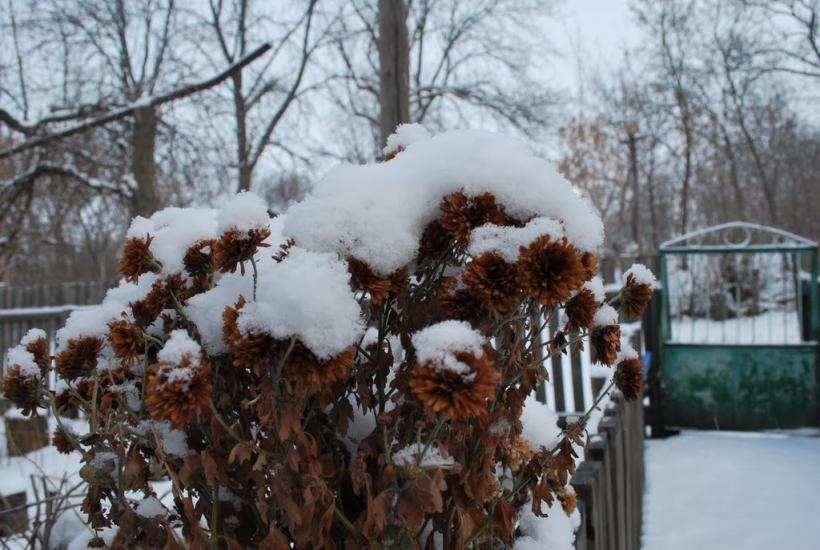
[
  {"x1": 0, "y1": 281, "x2": 113, "y2": 369},
  {"x1": 571, "y1": 393, "x2": 645, "y2": 550}
]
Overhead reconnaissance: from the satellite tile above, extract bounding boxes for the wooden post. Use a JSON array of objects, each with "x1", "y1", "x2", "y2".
[
  {"x1": 5, "y1": 416, "x2": 48, "y2": 456},
  {"x1": 378, "y1": 0, "x2": 410, "y2": 148},
  {"x1": 0, "y1": 492, "x2": 28, "y2": 536}
]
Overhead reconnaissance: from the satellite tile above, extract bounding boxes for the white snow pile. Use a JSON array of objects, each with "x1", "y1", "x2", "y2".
[
  {"x1": 216, "y1": 191, "x2": 270, "y2": 234},
  {"x1": 157, "y1": 329, "x2": 202, "y2": 364},
  {"x1": 235, "y1": 247, "x2": 363, "y2": 359},
  {"x1": 135, "y1": 495, "x2": 168, "y2": 518},
  {"x1": 20, "y1": 328, "x2": 46, "y2": 346},
  {"x1": 411, "y1": 320, "x2": 484, "y2": 377},
  {"x1": 393, "y1": 442, "x2": 456, "y2": 469},
  {"x1": 582, "y1": 276, "x2": 606, "y2": 303},
  {"x1": 593, "y1": 304, "x2": 619, "y2": 327},
  {"x1": 285, "y1": 129, "x2": 603, "y2": 275},
  {"x1": 383, "y1": 123, "x2": 431, "y2": 155},
  {"x1": 127, "y1": 208, "x2": 218, "y2": 275},
  {"x1": 616, "y1": 343, "x2": 639, "y2": 363},
  {"x1": 623, "y1": 263, "x2": 656, "y2": 286},
  {"x1": 5, "y1": 346, "x2": 40, "y2": 378},
  {"x1": 467, "y1": 217, "x2": 565, "y2": 263}
]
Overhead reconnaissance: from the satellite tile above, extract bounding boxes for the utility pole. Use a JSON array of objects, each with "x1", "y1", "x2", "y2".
[{"x1": 378, "y1": 0, "x2": 411, "y2": 149}]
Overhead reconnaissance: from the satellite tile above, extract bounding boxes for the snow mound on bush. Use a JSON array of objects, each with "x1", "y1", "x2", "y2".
[{"x1": 285, "y1": 129, "x2": 603, "y2": 274}]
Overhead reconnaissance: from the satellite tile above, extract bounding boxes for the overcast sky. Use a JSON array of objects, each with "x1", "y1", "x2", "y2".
[{"x1": 543, "y1": 0, "x2": 639, "y2": 93}]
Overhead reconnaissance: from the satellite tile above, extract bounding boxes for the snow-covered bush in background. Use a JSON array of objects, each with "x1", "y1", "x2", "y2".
[{"x1": 1, "y1": 127, "x2": 653, "y2": 549}]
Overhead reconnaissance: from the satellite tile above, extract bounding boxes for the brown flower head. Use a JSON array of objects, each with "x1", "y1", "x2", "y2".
[
  {"x1": 439, "y1": 191, "x2": 508, "y2": 245},
  {"x1": 463, "y1": 252, "x2": 521, "y2": 315},
  {"x1": 21, "y1": 332, "x2": 50, "y2": 376},
  {"x1": 348, "y1": 257, "x2": 407, "y2": 305},
  {"x1": 557, "y1": 487, "x2": 578, "y2": 516},
  {"x1": 549, "y1": 330, "x2": 568, "y2": 354},
  {"x1": 130, "y1": 279, "x2": 171, "y2": 328},
  {"x1": 500, "y1": 436, "x2": 534, "y2": 470},
  {"x1": 284, "y1": 343, "x2": 356, "y2": 390},
  {"x1": 146, "y1": 354, "x2": 212, "y2": 428},
  {"x1": 384, "y1": 144, "x2": 404, "y2": 161},
  {"x1": 183, "y1": 239, "x2": 215, "y2": 293},
  {"x1": 183, "y1": 239, "x2": 215, "y2": 277},
  {"x1": 213, "y1": 227, "x2": 271, "y2": 275},
  {"x1": 1, "y1": 365, "x2": 41, "y2": 415},
  {"x1": 231, "y1": 331, "x2": 280, "y2": 375},
  {"x1": 564, "y1": 288, "x2": 600, "y2": 333},
  {"x1": 621, "y1": 273, "x2": 653, "y2": 320},
  {"x1": 222, "y1": 296, "x2": 246, "y2": 349},
  {"x1": 55, "y1": 337, "x2": 104, "y2": 380},
  {"x1": 417, "y1": 219, "x2": 453, "y2": 265},
  {"x1": 590, "y1": 324, "x2": 621, "y2": 366},
  {"x1": 273, "y1": 238, "x2": 296, "y2": 263},
  {"x1": 52, "y1": 428, "x2": 77, "y2": 454},
  {"x1": 409, "y1": 351, "x2": 500, "y2": 421},
  {"x1": 614, "y1": 352, "x2": 643, "y2": 401},
  {"x1": 108, "y1": 320, "x2": 143, "y2": 363},
  {"x1": 580, "y1": 252, "x2": 598, "y2": 281},
  {"x1": 517, "y1": 236, "x2": 586, "y2": 308},
  {"x1": 119, "y1": 235, "x2": 160, "y2": 283},
  {"x1": 438, "y1": 277, "x2": 490, "y2": 330}
]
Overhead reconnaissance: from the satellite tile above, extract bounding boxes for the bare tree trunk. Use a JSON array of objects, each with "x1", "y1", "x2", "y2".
[
  {"x1": 378, "y1": 0, "x2": 410, "y2": 148},
  {"x1": 626, "y1": 124, "x2": 640, "y2": 250},
  {"x1": 130, "y1": 106, "x2": 160, "y2": 217}
]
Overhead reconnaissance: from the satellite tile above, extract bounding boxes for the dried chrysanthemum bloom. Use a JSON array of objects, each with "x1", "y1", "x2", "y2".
[
  {"x1": 589, "y1": 305, "x2": 621, "y2": 366},
  {"x1": 55, "y1": 337, "x2": 104, "y2": 380},
  {"x1": 108, "y1": 320, "x2": 143, "y2": 362},
  {"x1": 614, "y1": 347, "x2": 643, "y2": 401},
  {"x1": 230, "y1": 331, "x2": 280, "y2": 375},
  {"x1": 517, "y1": 236, "x2": 586, "y2": 308},
  {"x1": 348, "y1": 258, "x2": 407, "y2": 305},
  {"x1": 130, "y1": 279, "x2": 170, "y2": 328},
  {"x1": 462, "y1": 252, "x2": 521, "y2": 315},
  {"x1": 557, "y1": 487, "x2": 578, "y2": 515},
  {"x1": 183, "y1": 239, "x2": 215, "y2": 277},
  {"x1": 549, "y1": 330, "x2": 568, "y2": 355},
  {"x1": 1, "y1": 365, "x2": 41, "y2": 415},
  {"x1": 438, "y1": 277, "x2": 490, "y2": 330},
  {"x1": 563, "y1": 288, "x2": 600, "y2": 333},
  {"x1": 212, "y1": 227, "x2": 271, "y2": 275},
  {"x1": 620, "y1": 267, "x2": 655, "y2": 320},
  {"x1": 119, "y1": 235, "x2": 160, "y2": 283},
  {"x1": 284, "y1": 343, "x2": 356, "y2": 389},
  {"x1": 146, "y1": 354, "x2": 212, "y2": 428},
  {"x1": 21, "y1": 331, "x2": 50, "y2": 376},
  {"x1": 222, "y1": 296, "x2": 246, "y2": 348},
  {"x1": 500, "y1": 435, "x2": 534, "y2": 470},
  {"x1": 580, "y1": 252, "x2": 598, "y2": 281},
  {"x1": 52, "y1": 428, "x2": 76, "y2": 454},
  {"x1": 417, "y1": 219, "x2": 453, "y2": 265},
  {"x1": 410, "y1": 351, "x2": 500, "y2": 421},
  {"x1": 439, "y1": 191, "x2": 508, "y2": 244}
]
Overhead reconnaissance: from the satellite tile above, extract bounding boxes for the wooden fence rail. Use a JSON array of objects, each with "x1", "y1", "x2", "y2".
[{"x1": 572, "y1": 392, "x2": 645, "y2": 550}]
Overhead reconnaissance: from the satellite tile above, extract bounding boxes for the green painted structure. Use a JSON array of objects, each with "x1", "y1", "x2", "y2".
[{"x1": 658, "y1": 222, "x2": 819, "y2": 430}]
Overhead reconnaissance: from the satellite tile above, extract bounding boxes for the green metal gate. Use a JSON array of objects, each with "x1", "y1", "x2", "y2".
[{"x1": 659, "y1": 222, "x2": 819, "y2": 430}]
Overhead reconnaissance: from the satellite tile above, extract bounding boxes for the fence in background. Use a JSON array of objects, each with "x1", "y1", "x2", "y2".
[
  {"x1": 0, "y1": 281, "x2": 113, "y2": 369},
  {"x1": 572, "y1": 393, "x2": 645, "y2": 550}
]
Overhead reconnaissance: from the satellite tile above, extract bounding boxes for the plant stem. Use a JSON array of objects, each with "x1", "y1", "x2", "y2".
[{"x1": 416, "y1": 416, "x2": 446, "y2": 466}]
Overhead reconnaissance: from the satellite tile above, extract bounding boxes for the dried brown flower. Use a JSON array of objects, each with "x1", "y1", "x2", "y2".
[
  {"x1": 222, "y1": 296, "x2": 246, "y2": 349},
  {"x1": 284, "y1": 343, "x2": 356, "y2": 390},
  {"x1": 52, "y1": 428, "x2": 76, "y2": 454},
  {"x1": 614, "y1": 356, "x2": 643, "y2": 401},
  {"x1": 500, "y1": 436, "x2": 534, "y2": 470},
  {"x1": 417, "y1": 220, "x2": 453, "y2": 265},
  {"x1": 557, "y1": 487, "x2": 578, "y2": 516},
  {"x1": 580, "y1": 252, "x2": 598, "y2": 281},
  {"x1": 409, "y1": 351, "x2": 500, "y2": 421},
  {"x1": 119, "y1": 235, "x2": 160, "y2": 283},
  {"x1": 213, "y1": 228, "x2": 271, "y2": 275},
  {"x1": 25, "y1": 337, "x2": 50, "y2": 376},
  {"x1": 55, "y1": 337, "x2": 104, "y2": 380},
  {"x1": 348, "y1": 258, "x2": 407, "y2": 305},
  {"x1": 146, "y1": 355, "x2": 212, "y2": 428},
  {"x1": 463, "y1": 252, "x2": 521, "y2": 315},
  {"x1": 273, "y1": 238, "x2": 296, "y2": 263},
  {"x1": 108, "y1": 320, "x2": 142, "y2": 362},
  {"x1": 438, "y1": 278, "x2": 489, "y2": 330},
  {"x1": 384, "y1": 144, "x2": 404, "y2": 161},
  {"x1": 87, "y1": 537, "x2": 106, "y2": 548},
  {"x1": 564, "y1": 288, "x2": 600, "y2": 333},
  {"x1": 621, "y1": 274, "x2": 653, "y2": 320},
  {"x1": 231, "y1": 331, "x2": 280, "y2": 375},
  {"x1": 1, "y1": 366, "x2": 41, "y2": 414},
  {"x1": 549, "y1": 330, "x2": 568, "y2": 355},
  {"x1": 130, "y1": 279, "x2": 170, "y2": 327},
  {"x1": 517, "y1": 236, "x2": 586, "y2": 308},
  {"x1": 590, "y1": 325, "x2": 621, "y2": 366},
  {"x1": 183, "y1": 239, "x2": 215, "y2": 277},
  {"x1": 439, "y1": 191, "x2": 508, "y2": 244}
]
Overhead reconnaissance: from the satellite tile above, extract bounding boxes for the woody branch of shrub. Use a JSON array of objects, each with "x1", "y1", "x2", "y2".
[{"x1": 1, "y1": 179, "x2": 653, "y2": 548}]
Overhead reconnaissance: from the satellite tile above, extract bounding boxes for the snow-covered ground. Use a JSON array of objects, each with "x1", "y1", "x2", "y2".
[{"x1": 643, "y1": 429, "x2": 820, "y2": 550}]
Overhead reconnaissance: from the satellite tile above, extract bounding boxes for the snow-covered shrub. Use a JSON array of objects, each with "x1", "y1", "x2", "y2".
[{"x1": 1, "y1": 127, "x2": 653, "y2": 549}]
